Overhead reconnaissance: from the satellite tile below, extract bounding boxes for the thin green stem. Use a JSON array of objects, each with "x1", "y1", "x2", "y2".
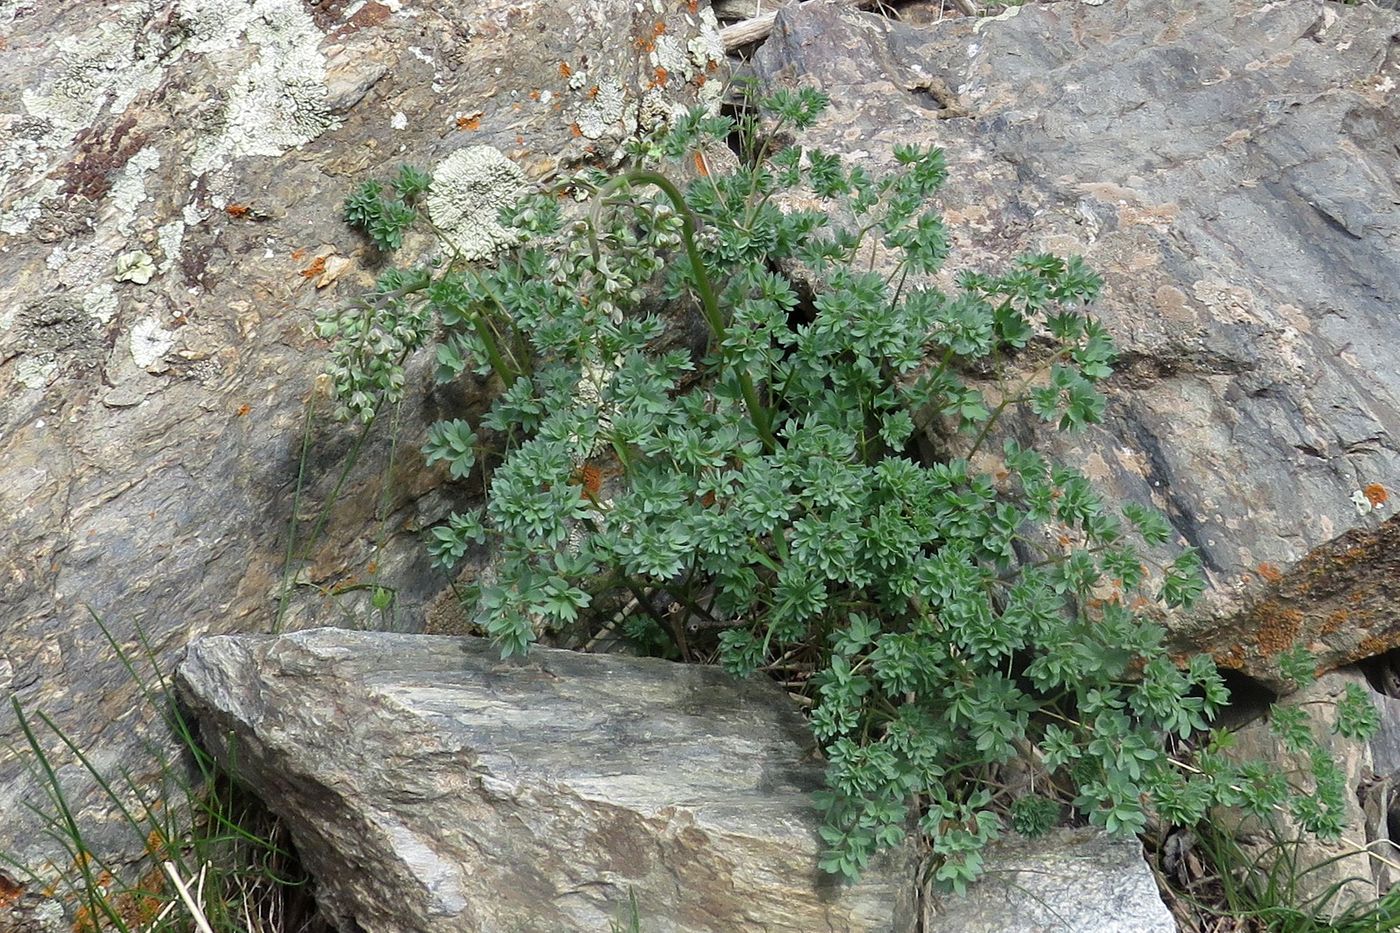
[{"x1": 597, "y1": 169, "x2": 777, "y2": 452}]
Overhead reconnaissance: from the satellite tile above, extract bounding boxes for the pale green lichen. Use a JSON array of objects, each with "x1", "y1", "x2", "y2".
[
  {"x1": 15, "y1": 354, "x2": 58, "y2": 390},
  {"x1": 577, "y1": 77, "x2": 630, "y2": 140},
  {"x1": 114, "y1": 250, "x2": 156, "y2": 285},
  {"x1": 111, "y1": 146, "x2": 161, "y2": 234},
  {"x1": 181, "y1": 0, "x2": 338, "y2": 174},
  {"x1": 425, "y1": 146, "x2": 526, "y2": 262}
]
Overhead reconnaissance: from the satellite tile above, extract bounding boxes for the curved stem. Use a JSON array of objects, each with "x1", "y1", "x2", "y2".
[{"x1": 596, "y1": 169, "x2": 777, "y2": 452}]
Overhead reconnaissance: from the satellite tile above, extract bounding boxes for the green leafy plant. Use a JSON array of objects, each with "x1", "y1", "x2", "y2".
[
  {"x1": 343, "y1": 165, "x2": 432, "y2": 252},
  {"x1": 321, "y1": 88, "x2": 1368, "y2": 891}
]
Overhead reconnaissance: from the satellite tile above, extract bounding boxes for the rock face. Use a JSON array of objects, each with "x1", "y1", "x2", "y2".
[
  {"x1": 0, "y1": 0, "x2": 725, "y2": 922},
  {"x1": 750, "y1": 0, "x2": 1400, "y2": 689},
  {"x1": 922, "y1": 827, "x2": 1176, "y2": 933},
  {"x1": 174, "y1": 628, "x2": 913, "y2": 932},
  {"x1": 1224, "y1": 667, "x2": 1400, "y2": 912}
]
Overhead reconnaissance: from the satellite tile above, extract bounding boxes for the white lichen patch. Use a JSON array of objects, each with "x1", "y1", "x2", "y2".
[
  {"x1": 156, "y1": 219, "x2": 186, "y2": 273},
  {"x1": 577, "y1": 77, "x2": 629, "y2": 140},
  {"x1": 45, "y1": 239, "x2": 109, "y2": 288},
  {"x1": 186, "y1": 0, "x2": 338, "y2": 174},
  {"x1": 651, "y1": 34, "x2": 688, "y2": 81},
  {"x1": 0, "y1": 0, "x2": 36, "y2": 29},
  {"x1": 111, "y1": 146, "x2": 161, "y2": 233},
  {"x1": 129, "y1": 317, "x2": 174, "y2": 368},
  {"x1": 19, "y1": 5, "x2": 163, "y2": 138},
  {"x1": 425, "y1": 146, "x2": 526, "y2": 262},
  {"x1": 391, "y1": 110, "x2": 408, "y2": 130},
  {"x1": 15, "y1": 354, "x2": 58, "y2": 390},
  {"x1": 83, "y1": 283, "x2": 119, "y2": 325},
  {"x1": 689, "y1": 8, "x2": 725, "y2": 71},
  {"x1": 0, "y1": 177, "x2": 59, "y2": 235}
]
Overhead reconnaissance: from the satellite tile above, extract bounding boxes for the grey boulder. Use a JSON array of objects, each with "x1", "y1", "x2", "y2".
[{"x1": 174, "y1": 628, "x2": 914, "y2": 932}]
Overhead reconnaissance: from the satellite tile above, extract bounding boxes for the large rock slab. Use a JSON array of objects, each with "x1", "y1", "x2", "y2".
[
  {"x1": 174, "y1": 628, "x2": 913, "y2": 932},
  {"x1": 750, "y1": 0, "x2": 1400, "y2": 688},
  {"x1": 0, "y1": 0, "x2": 726, "y2": 923},
  {"x1": 923, "y1": 827, "x2": 1175, "y2": 933}
]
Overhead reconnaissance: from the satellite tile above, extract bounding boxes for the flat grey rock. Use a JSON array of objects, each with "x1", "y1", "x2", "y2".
[
  {"x1": 175, "y1": 628, "x2": 913, "y2": 932},
  {"x1": 923, "y1": 827, "x2": 1175, "y2": 933}
]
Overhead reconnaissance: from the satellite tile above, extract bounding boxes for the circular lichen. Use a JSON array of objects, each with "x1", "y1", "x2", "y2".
[{"x1": 425, "y1": 146, "x2": 527, "y2": 263}]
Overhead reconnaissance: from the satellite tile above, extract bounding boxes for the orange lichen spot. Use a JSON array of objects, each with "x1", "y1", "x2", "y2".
[
  {"x1": 570, "y1": 122, "x2": 583, "y2": 137},
  {"x1": 73, "y1": 904, "x2": 96, "y2": 933},
  {"x1": 635, "y1": 36, "x2": 655, "y2": 53},
  {"x1": 1256, "y1": 562, "x2": 1283, "y2": 584},
  {"x1": 456, "y1": 114, "x2": 481, "y2": 130},
  {"x1": 1320, "y1": 609, "x2": 1350, "y2": 637},
  {"x1": 516, "y1": 135, "x2": 525, "y2": 145},
  {"x1": 573, "y1": 463, "x2": 603, "y2": 500},
  {"x1": 145, "y1": 829, "x2": 166, "y2": 856},
  {"x1": 1056, "y1": 534, "x2": 1071, "y2": 548},
  {"x1": 559, "y1": 61, "x2": 573, "y2": 78},
  {"x1": 706, "y1": 59, "x2": 718, "y2": 73},
  {"x1": 653, "y1": 66, "x2": 669, "y2": 86},
  {"x1": 225, "y1": 203, "x2": 251, "y2": 218},
  {"x1": 0, "y1": 874, "x2": 23, "y2": 909},
  {"x1": 110, "y1": 865, "x2": 168, "y2": 927},
  {"x1": 654, "y1": 21, "x2": 667, "y2": 35},
  {"x1": 692, "y1": 150, "x2": 710, "y2": 177},
  {"x1": 1256, "y1": 606, "x2": 1303, "y2": 658},
  {"x1": 235, "y1": 403, "x2": 251, "y2": 417},
  {"x1": 1355, "y1": 630, "x2": 1400, "y2": 661},
  {"x1": 693, "y1": 72, "x2": 708, "y2": 88},
  {"x1": 301, "y1": 255, "x2": 327, "y2": 279},
  {"x1": 528, "y1": 89, "x2": 541, "y2": 101},
  {"x1": 366, "y1": 560, "x2": 379, "y2": 574},
  {"x1": 291, "y1": 247, "x2": 308, "y2": 262},
  {"x1": 1363, "y1": 482, "x2": 1389, "y2": 507},
  {"x1": 1214, "y1": 643, "x2": 1246, "y2": 669},
  {"x1": 688, "y1": 0, "x2": 699, "y2": 12},
  {"x1": 587, "y1": 84, "x2": 600, "y2": 99}
]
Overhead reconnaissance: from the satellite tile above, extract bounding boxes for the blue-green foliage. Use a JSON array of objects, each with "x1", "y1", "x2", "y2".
[{"x1": 322, "y1": 89, "x2": 1377, "y2": 890}]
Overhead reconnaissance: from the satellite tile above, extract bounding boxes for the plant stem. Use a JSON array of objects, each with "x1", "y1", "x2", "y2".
[{"x1": 601, "y1": 169, "x2": 778, "y2": 452}]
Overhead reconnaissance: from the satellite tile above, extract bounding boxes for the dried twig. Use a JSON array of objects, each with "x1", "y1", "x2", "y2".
[
  {"x1": 720, "y1": 0, "x2": 879, "y2": 51},
  {"x1": 720, "y1": 0, "x2": 980, "y2": 52},
  {"x1": 162, "y1": 861, "x2": 216, "y2": 933}
]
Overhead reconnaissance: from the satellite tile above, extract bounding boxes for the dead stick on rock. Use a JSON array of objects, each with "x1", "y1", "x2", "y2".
[
  {"x1": 720, "y1": 0, "x2": 877, "y2": 51},
  {"x1": 720, "y1": 0, "x2": 980, "y2": 52}
]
